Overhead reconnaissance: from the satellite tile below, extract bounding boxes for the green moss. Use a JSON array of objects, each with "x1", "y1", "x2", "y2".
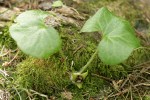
[
  {"x1": 15, "y1": 56, "x2": 105, "y2": 99},
  {"x1": 0, "y1": 25, "x2": 16, "y2": 49},
  {"x1": 126, "y1": 47, "x2": 150, "y2": 66},
  {"x1": 16, "y1": 57, "x2": 70, "y2": 95}
]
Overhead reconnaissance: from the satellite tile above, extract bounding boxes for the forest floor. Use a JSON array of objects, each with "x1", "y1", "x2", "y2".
[{"x1": 0, "y1": 0, "x2": 150, "y2": 100}]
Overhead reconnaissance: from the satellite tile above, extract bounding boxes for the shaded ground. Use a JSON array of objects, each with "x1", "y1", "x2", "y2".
[{"x1": 0, "y1": 0, "x2": 150, "y2": 100}]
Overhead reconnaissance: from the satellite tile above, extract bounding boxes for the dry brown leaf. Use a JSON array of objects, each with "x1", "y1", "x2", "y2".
[
  {"x1": 55, "y1": 6, "x2": 85, "y2": 20},
  {"x1": 0, "y1": 7, "x2": 20, "y2": 21}
]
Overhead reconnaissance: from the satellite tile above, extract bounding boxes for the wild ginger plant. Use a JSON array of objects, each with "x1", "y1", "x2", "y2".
[
  {"x1": 9, "y1": 7, "x2": 140, "y2": 88},
  {"x1": 71, "y1": 7, "x2": 141, "y2": 88}
]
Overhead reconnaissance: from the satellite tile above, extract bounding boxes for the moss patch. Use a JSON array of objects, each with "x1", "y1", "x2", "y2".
[{"x1": 16, "y1": 57, "x2": 70, "y2": 96}]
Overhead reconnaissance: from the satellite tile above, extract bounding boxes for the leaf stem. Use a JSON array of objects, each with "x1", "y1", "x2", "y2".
[{"x1": 79, "y1": 49, "x2": 98, "y2": 73}]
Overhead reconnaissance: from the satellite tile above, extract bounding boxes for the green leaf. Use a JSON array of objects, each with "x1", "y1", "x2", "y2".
[
  {"x1": 52, "y1": 0, "x2": 63, "y2": 8},
  {"x1": 9, "y1": 10, "x2": 61, "y2": 58},
  {"x1": 81, "y1": 7, "x2": 140, "y2": 65}
]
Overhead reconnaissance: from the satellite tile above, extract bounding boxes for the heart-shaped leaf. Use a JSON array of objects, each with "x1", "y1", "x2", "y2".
[
  {"x1": 81, "y1": 7, "x2": 140, "y2": 65},
  {"x1": 9, "y1": 10, "x2": 61, "y2": 58}
]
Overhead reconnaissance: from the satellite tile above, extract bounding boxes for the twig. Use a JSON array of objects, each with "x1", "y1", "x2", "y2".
[
  {"x1": 133, "y1": 60, "x2": 150, "y2": 68},
  {"x1": 120, "y1": 74, "x2": 130, "y2": 89},
  {"x1": 108, "y1": 83, "x2": 144, "y2": 99},
  {"x1": 0, "y1": 49, "x2": 18, "y2": 58},
  {"x1": 135, "y1": 83, "x2": 150, "y2": 87},
  {"x1": 2, "y1": 50, "x2": 19, "y2": 67},
  {"x1": 91, "y1": 73, "x2": 113, "y2": 82},
  {"x1": 0, "y1": 45, "x2": 5, "y2": 55},
  {"x1": 30, "y1": 89, "x2": 48, "y2": 100},
  {"x1": 108, "y1": 88, "x2": 129, "y2": 98},
  {"x1": 13, "y1": 88, "x2": 22, "y2": 100},
  {"x1": 73, "y1": 45, "x2": 84, "y2": 55},
  {"x1": 130, "y1": 87, "x2": 133, "y2": 100},
  {"x1": 129, "y1": 80, "x2": 142, "y2": 100},
  {"x1": 0, "y1": 50, "x2": 10, "y2": 57},
  {"x1": 0, "y1": 69, "x2": 9, "y2": 77}
]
